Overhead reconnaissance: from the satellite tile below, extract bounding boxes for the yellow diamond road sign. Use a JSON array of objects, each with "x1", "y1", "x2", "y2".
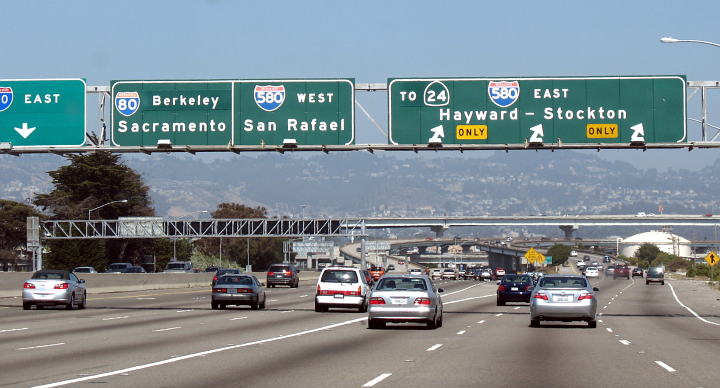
[
  {"x1": 525, "y1": 248, "x2": 542, "y2": 264},
  {"x1": 705, "y1": 251, "x2": 719, "y2": 267}
]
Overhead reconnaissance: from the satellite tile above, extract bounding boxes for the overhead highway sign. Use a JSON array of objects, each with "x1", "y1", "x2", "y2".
[
  {"x1": 388, "y1": 76, "x2": 686, "y2": 146},
  {"x1": 111, "y1": 79, "x2": 354, "y2": 147},
  {"x1": 0, "y1": 79, "x2": 86, "y2": 147}
]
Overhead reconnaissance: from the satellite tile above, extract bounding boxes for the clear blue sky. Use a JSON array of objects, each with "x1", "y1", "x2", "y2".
[{"x1": 5, "y1": 0, "x2": 720, "y2": 169}]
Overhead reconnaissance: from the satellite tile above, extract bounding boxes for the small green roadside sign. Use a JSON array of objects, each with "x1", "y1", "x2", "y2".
[
  {"x1": 388, "y1": 76, "x2": 686, "y2": 146},
  {"x1": 0, "y1": 79, "x2": 86, "y2": 147}
]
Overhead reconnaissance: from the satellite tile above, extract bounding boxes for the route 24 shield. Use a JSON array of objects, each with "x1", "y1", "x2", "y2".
[
  {"x1": 254, "y1": 85, "x2": 285, "y2": 112},
  {"x1": 115, "y1": 92, "x2": 140, "y2": 117},
  {"x1": 0, "y1": 87, "x2": 13, "y2": 112},
  {"x1": 488, "y1": 81, "x2": 520, "y2": 108}
]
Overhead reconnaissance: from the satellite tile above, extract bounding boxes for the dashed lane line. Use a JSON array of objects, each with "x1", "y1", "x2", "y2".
[
  {"x1": 443, "y1": 294, "x2": 494, "y2": 305},
  {"x1": 477, "y1": 320, "x2": 486, "y2": 324},
  {"x1": 102, "y1": 316, "x2": 129, "y2": 321},
  {"x1": 426, "y1": 344, "x2": 443, "y2": 351},
  {"x1": 655, "y1": 361, "x2": 676, "y2": 373},
  {"x1": 619, "y1": 340, "x2": 631, "y2": 345},
  {"x1": 152, "y1": 327, "x2": 181, "y2": 332},
  {"x1": 0, "y1": 328, "x2": 28, "y2": 333},
  {"x1": 18, "y1": 343, "x2": 65, "y2": 350},
  {"x1": 606, "y1": 328, "x2": 613, "y2": 333},
  {"x1": 362, "y1": 373, "x2": 392, "y2": 387},
  {"x1": 457, "y1": 330, "x2": 466, "y2": 335},
  {"x1": 495, "y1": 313, "x2": 503, "y2": 317}
]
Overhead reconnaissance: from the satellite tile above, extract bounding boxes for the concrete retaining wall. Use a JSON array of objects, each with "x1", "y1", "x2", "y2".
[{"x1": 0, "y1": 271, "x2": 320, "y2": 298}]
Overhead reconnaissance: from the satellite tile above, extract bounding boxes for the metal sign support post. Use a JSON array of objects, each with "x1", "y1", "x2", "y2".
[{"x1": 360, "y1": 220, "x2": 367, "y2": 269}]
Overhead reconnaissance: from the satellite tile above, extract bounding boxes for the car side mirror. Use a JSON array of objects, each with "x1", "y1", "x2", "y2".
[
  {"x1": 496, "y1": 281, "x2": 501, "y2": 285},
  {"x1": 261, "y1": 282, "x2": 265, "y2": 287},
  {"x1": 593, "y1": 287, "x2": 599, "y2": 292},
  {"x1": 438, "y1": 288, "x2": 444, "y2": 293},
  {"x1": 79, "y1": 279, "x2": 85, "y2": 283}
]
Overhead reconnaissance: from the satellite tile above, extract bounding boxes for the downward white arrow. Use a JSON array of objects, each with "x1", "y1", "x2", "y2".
[
  {"x1": 529, "y1": 124, "x2": 544, "y2": 143},
  {"x1": 428, "y1": 125, "x2": 444, "y2": 143},
  {"x1": 630, "y1": 123, "x2": 645, "y2": 142},
  {"x1": 14, "y1": 122, "x2": 36, "y2": 139}
]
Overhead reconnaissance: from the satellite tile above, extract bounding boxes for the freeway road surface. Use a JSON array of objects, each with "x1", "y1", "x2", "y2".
[{"x1": 1, "y1": 274, "x2": 719, "y2": 387}]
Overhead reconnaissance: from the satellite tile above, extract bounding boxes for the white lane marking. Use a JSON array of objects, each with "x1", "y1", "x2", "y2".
[
  {"x1": 176, "y1": 310, "x2": 193, "y2": 313},
  {"x1": 668, "y1": 283, "x2": 720, "y2": 326},
  {"x1": 280, "y1": 310, "x2": 294, "y2": 314},
  {"x1": 136, "y1": 297, "x2": 156, "y2": 300},
  {"x1": 33, "y1": 316, "x2": 369, "y2": 388},
  {"x1": 229, "y1": 317, "x2": 247, "y2": 321},
  {"x1": 514, "y1": 307, "x2": 521, "y2": 310},
  {"x1": 362, "y1": 373, "x2": 392, "y2": 387},
  {"x1": 608, "y1": 302, "x2": 612, "y2": 305},
  {"x1": 443, "y1": 294, "x2": 494, "y2": 305},
  {"x1": 299, "y1": 295, "x2": 309, "y2": 298},
  {"x1": 457, "y1": 330, "x2": 466, "y2": 335},
  {"x1": 18, "y1": 343, "x2": 65, "y2": 350},
  {"x1": 655, "y1": 361, "x2": 676, "y2": 373},
  {"x1": 603, "y1": 306, "x2": 608, "y2": 309},
  {"x1": 102, "y1": 316, "x2": 129, "y2": 321},
  {"x1": 0, "y1": 327, "x2": 28, "y2": 333},
  {"x1": 495, "y1": 313, "x2": 503, "y2": 317},
  {"x1": 598, "y1": 313, "x2": 603, "y2": 316},
  {"x1": 619, "y1": 340, "x2": 631, "y2": 345},
  {"x1": 269, "y1": 299, "x2": 279, "y2": 302},
  {"x1": 607, "y1": 328, "x2": 613, "y2": 333},
  {"x1": 426, "y1": 344, "x2": 443, "y2": 351},
  {"x1": 442, "y1": 283, "x2": 482, "y2": 296},
  {"x1": 598, "y1": 320, "x2": 603, "y2": 323},
  {"x1": 153, "y1": 327, "x2": 181, "y2": 332},
  {"x1": 477, "y1": 320, "x2": 486, "y2": 324}
]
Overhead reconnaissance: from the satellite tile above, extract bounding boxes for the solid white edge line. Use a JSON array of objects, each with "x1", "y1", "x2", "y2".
[
  {"x1": 0, "y1": 327, "x2": 28, "y2": 333},
  {"x1": 495, "y1": 313, "x2": 503, "y2": 317},
  {"x1": 152, "y1": 327, "x2": 181, "y2": 332},
  {"x1": 426, "y1": 344, "x2": 443, "y2": 351},
  {"x1": 655, "y1": 360, "x2": 676, "y2": 372},
  {"x1": 362, "y1": 373, "x2": 392, "y2": 387},
  {"x1": 32, "y1": 317, "x2": 368, "y2": 388},
  {"x1": 667, "y1": 283, "x2": 720, "y2": 326},
  {"x1": 18, "y1": 343, "x2": 65, "y2": 350},
  {"x1": 102, "y1": 316, "x2": 129, "y2": 321}
]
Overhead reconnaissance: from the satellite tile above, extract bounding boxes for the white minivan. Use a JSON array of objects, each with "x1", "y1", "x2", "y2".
[{"x1": 315, "y1": 266, "x2": 371, "y2": 312}]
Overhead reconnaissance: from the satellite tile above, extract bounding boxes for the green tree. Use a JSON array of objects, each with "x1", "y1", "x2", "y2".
[
  {"x1": 196, "y1": 203, "x2": 283, "y2": 270},
  {"x1": 546, "y1": 244, "x2": 571, "y2": 266},
  {"x1": 634, "y1": 243, "x2": 661, "y2": 268},
  {"x1": 0, "y1": 200, "x2": 43, "y2": 270},
  {"x1": 33, "y1": 152, "x2": 155, "y2": 270}
]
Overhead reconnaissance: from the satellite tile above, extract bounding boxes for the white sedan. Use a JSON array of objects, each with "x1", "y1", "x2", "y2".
[{"x1": 584, "y1": 267, "x2": 599, "y2": 278}]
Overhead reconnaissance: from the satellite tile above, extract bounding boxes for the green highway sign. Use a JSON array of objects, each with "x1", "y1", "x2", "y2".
[
  {"x1": 388, "y1": 76, "x2": 686, "y2": 146},
  {"x1": 0, "y1": 79, "x2": 86, "y2": 147},
  {"x1": 111, "y1": 79, "x2": 354, "y2": 147}
]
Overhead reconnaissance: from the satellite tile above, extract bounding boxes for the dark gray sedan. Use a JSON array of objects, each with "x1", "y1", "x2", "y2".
[
  {"x1": 22, "y1": 270, "x2": 87, "y2": 310},
  {"x1": 367, "y1": 275, "x2": 443, "y2": 329},
  {"x1": 211, "y1": 275, "x2": 266, "y2": 310}
]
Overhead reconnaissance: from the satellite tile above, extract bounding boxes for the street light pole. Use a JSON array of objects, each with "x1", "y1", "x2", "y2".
[
  {"x1": 87, "y1": 199, "x2": 128, "y2": 220},
  {"x1": 660, "y1": 37, "x2": 720, "y2": 48}
]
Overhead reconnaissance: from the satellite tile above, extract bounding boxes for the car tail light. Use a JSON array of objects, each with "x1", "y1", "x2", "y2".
[
  {"x1": 370, "y1": 297, "x2": 385, "y2": 305},
  {"x1": 533, "y1": 292, "x2": 548, "y2": 300},
  {"x1": 317, "y1": 284, "x2": 321, "y2": 295},
  {"x1": 213, "y1": 288, "x2": 227, "y2": 293},
  {"x1": 497, "y1": 285, "x2": 507, "y2": 292},
  {"x1": 237, "y1": 288, "x2": 253, "y2": 293},
  {"x1": 525, "y1": 285, "x2": 534, "y2": 291},
  {"x1": 414, "y1": 297, "x2": 431, "y2": 305},
  {"x1": 23, "y1": 282, "x2": 35, "y2": 289},
  {"x1": 283, "y1": 270, "x2": 290, "y2": 276},
  {"x1": 267, "y1": 272, "x2": 274, "y2": 276},
  {"x1": 212, "y1": 275, "x2": 218, "y2": 282},
  {"x1": 578, "y1": 293, "x2": 593, "y2": 300},
  {"x1": 54, "y1": 283, "x2": 70, "y2": 289}
]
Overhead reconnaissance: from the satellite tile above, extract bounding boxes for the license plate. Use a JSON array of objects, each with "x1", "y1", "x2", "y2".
[
  {"x1": 553, "y1": 296, "x2": 569, "y2": 302},
  {"x1": 228, "y1": 288, "x2": 236, "y2": 293},
  {"x1": 511, "y1": 287, "x2": 519, "y2": 291},
  {"x1": 391, "y1": 298, "x2": 407, "y2": 305},
  {"x1": 334, "y1": 294, "x2": 344, "y2": 299}
]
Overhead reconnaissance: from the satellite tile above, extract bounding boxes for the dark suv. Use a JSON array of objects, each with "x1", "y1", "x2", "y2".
[{"x1": 266, "y1": 264, "x2": 300, "y2": 288}]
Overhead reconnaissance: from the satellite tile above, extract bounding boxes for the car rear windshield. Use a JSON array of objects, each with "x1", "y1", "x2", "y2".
[
  {"x1": 321, "y1": 270, "x2": 358, "y2": 283},
  {"x1": 217, "y1": 269, "x2": 240, "y2": 276},
  {"x1": 268, "y1": 265, "x2": 289, "y2": 272},
  {"x1": 443, "y1": 269, "x2": 455, "y2": 272},
  {"x1": 377, "y1": 278, "x2": 427, "y2": 291},
  {"x1": 166, "y1": 263, "x2": 187, "y2": 270},
  {"x1": 586, "y1": 267, "x2": 597, "y2": 271},
  {"x1": 540, "y1": 277, "x2": 587, "y2": 288},
  {"x1": 74, "y1": 268, "x2": 91, "y2": 273},
  {"x1": 108, "y1": 264, "x2": 129, "y2": 270},
  {"x1": 218, "y1": 276, "x2": 254, "y2": 285},
  {"x1": 502, "y1": 275, "x2": 532, "y2": 283},
  {"x1": 32, "y1": 272, "x2": 68, "y2": 280},
  {"x1": 648, "y1": 268, "x2": 663, "y2": 275}
]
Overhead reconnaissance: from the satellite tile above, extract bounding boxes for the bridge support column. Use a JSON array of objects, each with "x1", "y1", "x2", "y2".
[
  {"x1": 431, "y1": 225, "x2": 448, "y2": 239},
  {"x1": 559, "y1": 225, "x2": 579, "y2": 239}
]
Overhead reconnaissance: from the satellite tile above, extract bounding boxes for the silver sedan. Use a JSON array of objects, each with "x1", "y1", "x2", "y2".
[
  {"x1": 211, "y1": 275, "x2": 266, "y2": 310},
  {"x1": 530, "y1": 275, "x2": 598, "y2": 328},
  {"x1": 367, "y1": 275, "x2": 443, "y2": 329},
  {"x1": 23, "y1": 270, "x2": 87, "y2": 310}
]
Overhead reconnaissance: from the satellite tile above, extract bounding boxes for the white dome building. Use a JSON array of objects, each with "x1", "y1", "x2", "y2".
[{"x1": 620, "y1": 230, "x2": 691, "y2": 258}]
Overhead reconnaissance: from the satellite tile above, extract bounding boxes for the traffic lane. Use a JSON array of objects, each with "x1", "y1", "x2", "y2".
[
  {"x1": 29, "y1": 279, "x2": 494, "y2": 388},
  {"x1": 599, "y1": 279, "x2": 720, "y2": 386},
  {"x1": 390, "y1": 288, "x2": 688, "y2": 388},
  {"x1": 7, "y1": 279, "x2": 482, "y2": 387}
]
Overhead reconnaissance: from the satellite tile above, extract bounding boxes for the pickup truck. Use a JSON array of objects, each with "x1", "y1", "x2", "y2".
[{"x1": 613, "y1": 265, "x2": 630, "y2": 280}]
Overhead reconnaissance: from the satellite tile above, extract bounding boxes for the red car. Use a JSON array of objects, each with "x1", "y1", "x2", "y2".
[
  {"x1": 369, "y1": 266, "x2": 385, "y2": 281},
  {"x1": 613, "y1": 265, "x2": 630, "y2": 279}
]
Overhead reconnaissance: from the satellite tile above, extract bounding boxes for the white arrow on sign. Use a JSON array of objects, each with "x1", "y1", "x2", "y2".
[
  {"x1": 428, "y1": 125, "x2": 444, "y2": 143},
  {"x1": 14, "y1": 123, "x2": 36, "y2": 139},
  {"x1": 630, "y1": 123, "x2": 645, "y2": 142},
  {"x1": 529, "y1": 124, "x2": 544, "y2": 143}
]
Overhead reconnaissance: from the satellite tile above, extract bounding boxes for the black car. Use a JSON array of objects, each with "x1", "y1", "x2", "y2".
[
  {"x1": 212, "y1": 268, "x2": 242, "y2": 286},
  {"x1": 646, "y1": 267, "x2": 665, "y2": 285},
  {"x1": 497, "y1": 274, "x2": 535, "y2": 306},
  {"x1": 631, "y1": 267, "x2": 644, "y2": 278},
  {"x1": 266, "y1": 264, "x2": 300, "y2": 288}
]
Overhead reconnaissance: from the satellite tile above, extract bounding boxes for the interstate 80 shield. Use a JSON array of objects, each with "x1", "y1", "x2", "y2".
[{"x1": 0, "y1": 87, "x2": 13, "y2": 112}]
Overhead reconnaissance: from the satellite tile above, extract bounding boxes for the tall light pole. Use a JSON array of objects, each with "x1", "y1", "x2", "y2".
[
  {"x1": 660, "y1": 36, "x2": 720, "y2": 48},
  {"x1": 87, "y1": 199, "x2": 128, "y2": 220}
]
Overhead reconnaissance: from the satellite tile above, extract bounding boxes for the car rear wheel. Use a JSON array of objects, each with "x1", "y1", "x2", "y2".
[
  {"x1": 314, "y1": 301, "x2": 324, "y2": 312},
  {"x1": 251, "y1": 299, "x2": 260, "y2": 310},
  {"x1": 78, "y1": 292, "x2": 87, "y2": 309},
  {"x1": 496, "y1": 299, "x2": 505, "y2": 306},
  {"x1": 260, "y1": 294, "x2": 266, "y2": 309},
  {"x1": 22, "y1": 303, "x2": 30, "y2": 310},
  {"x1": 646, "y1": 280, "x2": 650, "y2": 285},
  {"x1": 219, "y1": 303, "x2": 227, "y2": 309},
  {"x1": 66, "y1": 294, "x2": 75, "y2": 310},
  {"x1": 368, "y1": 319, "x2": 385, "y2": 329},
  {"x1": 427, "y1": 318, "x2": 437, "y2": 329},
  {"x1": 358, "y1": 302, "x2": 367, "y2": 313},
  {"x1": 211, "y1": 301, "x2": 219, "y2": 310},
  {"x1": 587, "y1": 320, "x2": 597, "y2": 328},
  {"x1": 530, "y1": 319, "x2": 540, "y2": 327},
  {"x1": 661, "y1": 281, "x2": 665, "y2": 285}
]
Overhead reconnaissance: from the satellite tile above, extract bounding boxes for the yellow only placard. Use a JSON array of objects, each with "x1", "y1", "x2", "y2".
[
  {"x1": 456, "y1": 125, "x2": 488, "y2": 139},
  {"x1": 705, "y1": 251, "x2": 719, "y2": 266},
  {"x1": 586, "y1": 124, "x2": 619, "y2": 138}
]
